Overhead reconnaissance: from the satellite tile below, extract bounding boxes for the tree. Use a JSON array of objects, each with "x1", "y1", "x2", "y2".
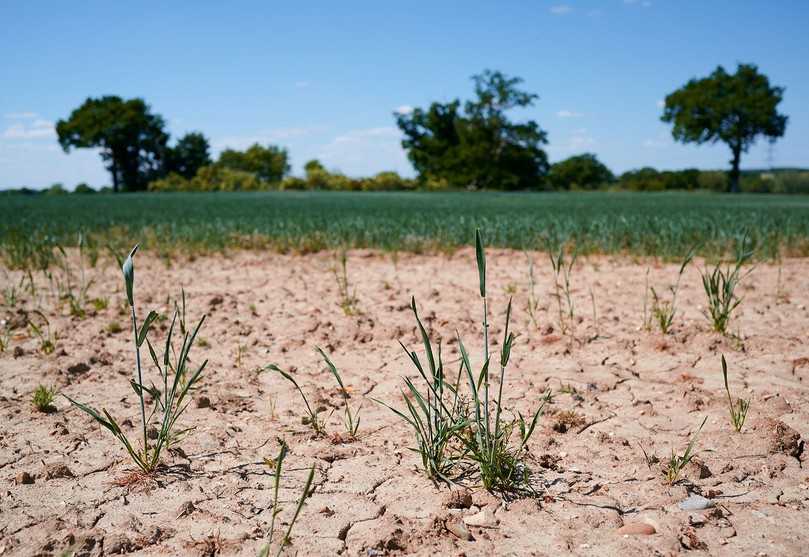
[
  {"x1": 662, "y1": 64, "x2": 787, "y2": 193},
  {"x1": 167, "y1": 132, "x2": 211, "y2": 179},
  {"x1": 56, "y1": 96, "x2": 169, "y2": 192},
  {"x1": 548, "y1": 153, "x2": 613, "y2": 190},
  {"x1": 396, "y1": 70, "x2": 549, "y2": 190},
  {"x1": 218, "y1": 143, "x2": 290, "y2": 184}
]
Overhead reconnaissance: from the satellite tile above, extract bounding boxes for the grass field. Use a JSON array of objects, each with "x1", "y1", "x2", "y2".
[{"x1": 3, "y1": 190, "x2": 809, "y2": 259}]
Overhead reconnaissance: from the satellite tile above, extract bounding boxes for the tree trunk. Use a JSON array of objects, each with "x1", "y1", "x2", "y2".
[
  {"x1": 111, "y1": 157, "x2": 120, "y2": 193},
  {"x1": 728, "y1": 144, "x2": 742, "y2": 194}
]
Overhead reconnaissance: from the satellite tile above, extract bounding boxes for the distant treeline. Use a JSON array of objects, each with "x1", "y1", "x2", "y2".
[
  {"x1": 6, "y1": 161, "x2": 809, "y2": 195},
  {"x1": 12, "y1": 63, "x2": 790, "y2": 194}
]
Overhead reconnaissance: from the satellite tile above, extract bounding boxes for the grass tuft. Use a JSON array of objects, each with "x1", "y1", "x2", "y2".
[
  {"x1": 32, "y1": 384, "x2": 57, "y2": 413},
  {"x1": 721, "y1": 355, "x2": 750, "y2": 432},
  {"x1": 664, "y1": 416, "x2": 707, "y2": 484}
]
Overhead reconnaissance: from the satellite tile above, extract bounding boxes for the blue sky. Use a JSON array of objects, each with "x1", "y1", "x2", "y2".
[{"x1": 1, "y1": 0, "x2": 807, "y2": 188}]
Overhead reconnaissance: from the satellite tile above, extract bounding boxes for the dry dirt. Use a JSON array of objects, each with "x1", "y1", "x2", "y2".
[{"x1": 1, "y1": 249, "x2": 807, "y2": 556}]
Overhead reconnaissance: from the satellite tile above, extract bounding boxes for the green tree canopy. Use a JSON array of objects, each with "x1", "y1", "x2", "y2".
[
  {"x1": 662, "y1": 64, "x2": 787, "y2": 193},
  {"x1": 218, "y1": 143, "x2": 290, "y2": 184},
  {"x1": 548, "y1": 153, "x2": 614, "y2": 190},
  {"x1": 396, "y1": 70, "x2": 549, "y2": 190},
  {"x1": 56, "y1": 96, "x2": 169, "y2": 192},
  {"x1": 167, "y1": 132, "x2": 211, "y2": 179}
]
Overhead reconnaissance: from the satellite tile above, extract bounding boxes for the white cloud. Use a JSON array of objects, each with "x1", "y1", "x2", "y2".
[
  {"x1": 394, "y1": 105, "x2": 414, "y2": 115},
  {"x1": 557, "y1": 109, "x2": 583, "y2": 118},
  {"x1": 656, "y1": 99, "x2": 665, "y2": 108},
  {"x1": 549, "y1": 4, "x2": 572, "y2": 15},
  {"x1": 2, "y1": 119, "x2": 56, "y2": 140},
  {"x1": 295, "y1": 81, "x2": 310, "y2": 88},
  {"x1": 4, "y1": 112, "x2": 38, "y2": 119},
  {"x1": 212, "y1": 127, "x2": 323, "y2": 151},
  {"x1": 569, "y1": 129, "x2": 596, "y2": 150},
  {"x1": 642, "y1": 133, "x2": 671, "y2": 149}
]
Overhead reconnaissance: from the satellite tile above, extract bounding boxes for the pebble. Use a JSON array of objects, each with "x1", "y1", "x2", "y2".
[
  {"x1": 445, "y1": 519, "x2": 474, "y2": 541},
  {"x1": 463, "y1": 508, "x2": 498, "y2": 528},
  {"x1": 679, "y1": 494, "x2": 714, "y2": 511},
  {"x1": 616, "y1": 521, "x2": 656, "y2": 535},
  {"x1": 14, "y1": 471, "x2": 34, "y2": 485}
]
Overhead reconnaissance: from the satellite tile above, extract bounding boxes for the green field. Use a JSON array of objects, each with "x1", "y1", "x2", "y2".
[{"x1": 3, "y1": 191, "x2": 809, "y2": 260}]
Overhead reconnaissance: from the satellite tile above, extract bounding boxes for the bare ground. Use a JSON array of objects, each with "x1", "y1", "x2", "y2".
[{"x1": 1, "y1": 249, "x2": 807, "y2": 556}]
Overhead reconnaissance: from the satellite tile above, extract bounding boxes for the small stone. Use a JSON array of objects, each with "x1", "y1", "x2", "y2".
[
  {"x1": 768, "y1": 420, "x2": 802, "y2": 457},
  {"x1": 195, "y1": 396, "x2": 211, "y2": 409},
  {"x1": 445, "y1": 519, "x2": 474, "y2": 541},
  {"x1": 688, "y1": 513, "x2": 706, "y2": 527},
  {"x1": 13, "y1": 346, "x2": 24, "y2": 358},
  {"x1": 176, "y1": 500, "x2": 196, "y2": 518},
  {"x1": 147, "y1": 427, "x2": 159, "y2": 440},
  {"x1": 66, "y1": 362, "x2": 90, "y2": 375},
  {"x1": 43, "y1": 463, "x2": 74, "y2": 480},
  {"x1": 15, "y1": 471, "x2": 34, "y2": 485},
  {"x1": 617, "y1": 521, "x2": 656, "y2": 535},
  {"x1": 679, "y1": 494, "x2": 714, "y2": 511},
  {"x1": 463, "y1": 508, "x2": 498, "y2": 528},
  {"x1": 105, "y1": 533, "x2": 133, "y2": 554},
  {"x1": 443, "y1": 489, "x2": 473, "y2": 509}
]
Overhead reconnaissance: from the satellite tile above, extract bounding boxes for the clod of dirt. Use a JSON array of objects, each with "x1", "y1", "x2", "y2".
[
  {"x1": 105, "y1": 533, "x2": 134, "y2": 554},
  {"x1": 617, "y1": 522, "x2": 656, "y2": 535},
  {"x1": 195, "y1": 396, "x2": 212, "y2": 409},
  {"x1": 766, "y1": 419, "x2": 803, "y2": 457},
  {"x1": 209, "y1": 295, "x2": 224, "y2": 307},
  {"x1": 552, "y1": 410, "x2": 586, "y2": 433},
  {"x1": 463, "y1": 508, "x2": 498, "y2": 528},
  {"x1": 67, "y1": 362, "x2": 91, "y2": 375},
  {"x1": 14, "y1": 471, "x2": 34, "y2": 485},
  {"x1": 443, "y1": 489, "x2": 473, "y2": 509},
  {"x1": 686, "y1": 458, "x2": 712, "y2": 480},
  {"x1": 13, "y1": 346, "x2": 25, "y2": 358},
  {"x1": 445, "y1": 518, "x2": 474, "y2": 541},
  {"x1": 176, "y1": 500, "x2": 196, "y2": 519},
  {"x1": 43, "y1": 462, "x2": 74, "y2": 480},
  {"x1": 89, "y1": 351, "x2": 113, "y2": 366},
  {"x1": 679, "y1": 526, "x2": 707, "y2": 550}
]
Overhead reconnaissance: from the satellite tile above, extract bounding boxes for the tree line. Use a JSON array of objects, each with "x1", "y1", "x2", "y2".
[{"x1": 51, "y1": 63, "x2": 789, "y2": 194}]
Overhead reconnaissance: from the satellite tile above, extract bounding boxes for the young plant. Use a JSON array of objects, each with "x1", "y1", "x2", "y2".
[
  {"x1": 664, "y1": 416, "x2": 707, "y2": 484},
  {"x1": 700, "y1": 237, "x2": 754, "y2": 334},
  {"x1": 32, "y1": 385, "x2": 57, "y2": 413},
  {"x1": 0, "y1": 324, "x2": 9, "y2": 353},
  {"x1": 258, "y1": 441, "x2": 316, "y2": 557},
  {"x1": 649, "y1": 248, "x2": 695, "y2": 334},
  {"x1": 524, "y1": 253, "x2": 540, "y2": 329},
  {"x1": 317, "y1": 347, "x2": 362, "y2": 439},
  {"x1": 548, "y1": 243, "x2": 577, "y2": 334},
  {"x1": 28, "y1": 310, "x2": 56, "y2": 354},
  {"x1": 64, "y1": 245, "x2": 208, "y2": 474},
  {"x1": 374, "y1": 299, "x2": 469, "y2": 482},
  {"x1": 333, "y1": 249, "x2": 358, "y2": 315},
  {"x1": 263, "y1": 364, "x2": 326, "y2": 436},
  {"x1": 721, "y1": 355, "x2": 750, "y2": 432},
  {"x1": 459, "y1": 230, "x2": 549, "y2": 493}
]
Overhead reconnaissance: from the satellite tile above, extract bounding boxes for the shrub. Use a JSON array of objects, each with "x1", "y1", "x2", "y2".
[{"x1": 548, "y1": 153, "x2": 614, "y2": 190}]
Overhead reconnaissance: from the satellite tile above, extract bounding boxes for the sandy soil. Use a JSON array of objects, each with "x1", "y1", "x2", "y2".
[{"x1": 1, "y1": 248, "x2": 807, "y2": 556}]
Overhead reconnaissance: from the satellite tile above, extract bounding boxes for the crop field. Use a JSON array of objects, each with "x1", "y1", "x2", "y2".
[
  {"x1": 1, "y1": 194, "x2": 808, "y2": 556},
  {"x1": 4, "y1": 191, "x2": 809, "y2": 258}
]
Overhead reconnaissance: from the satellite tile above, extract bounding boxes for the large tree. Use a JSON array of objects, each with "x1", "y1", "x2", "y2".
[
  {"x1": 396, "y1": 70, "x2": 549, "y2": 190},
  {"x1": 218, "y1": 143, "x2": 290, "y2": 184},
  {"x1": 56, "y1": 96, "x2": 169, "y2": 192},
  {"x1": 662, "y1": 64, "x2": 787, "y2": 193},
  {"x1": 548, "y1": 153, "x2": 614, "y2": 190}
]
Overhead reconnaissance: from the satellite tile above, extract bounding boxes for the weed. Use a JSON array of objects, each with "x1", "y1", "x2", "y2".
[
  {"x1": 2, "y1": 284, "x2": 18, "y2": 307},
  {"x1": 263, "y1": 364, "x2": 326, "y2": 436},
  {"x1": 648, "y1": 248, "x2": 695, "y2": 334},
  {"x1": 333, "y1": 249, "x2": 358, "y2": 315},
  {"x1": 700, "y1": 236, "x2": 754, "y2": 334},
  {"x1": 639, "y1": 443, "x2": 659, "y2": 470},
  {"x1": 107, "y1": 321, "x2": 123, "y2": 334},
  {"x1": 721, "y1": 355, "x2": 750, "y2": 432},
  {"x1": 64, "y1": 245, "x2": 208, "y2": 473},
  {"x1": 374, "y1": 298, "x2": 468, "y2": 481},
  {"x1": 91, "y1": 297, "x2": 109, "y2": 311},
  {"x1": 0, "y1": 324, "x2": 9, "y2": 353},
  {"x1": 317, "y1": 347, "x2": 362, "y2": 439},
  {"x1": 32, "y1": 385, "x2": 57, "y2": 413},
  {"x1": 258, "y1": 441, "x2": 316, "y2": 557},
  {"x1": 525, "y1": 253, "x2": 540, "y2": 329},
  {"x1": 548, "y1": 243, "x2": 577, "y2": 334},
  {"x1": 664, "y1": 416, "x2": 707, "y2": 484},
  {"x1": 28, "y1": 310, "x2": 56, "y2": 354}
]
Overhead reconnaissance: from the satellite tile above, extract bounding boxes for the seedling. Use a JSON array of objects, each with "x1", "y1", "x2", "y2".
[
  {"x1": 317, "y1": 347, "x2": 362, "y2": 439},
  {"x1": 548, "y1": 243, "x2": 577, "y2": 335},
  {"x1": 525, "y1": 253, "x2": 540, "y2": 329},
  {"x1": 28, "y1": 310, "x2": 56, "y2": 354},
  {"x1": 333, "y1": 249, "x2": 358, "y2": 315},
  {"x1": 0, "y1": 324, "x2": 9, "y2": 353},
  {"x1": 700, "y1": 236, "x2": 754, "y2": 334},
  {"x1": 32, "y1": 385, "x2": 57, "y2": 413},
  {"x1": 721, "y1": 355, "x2": 750, "y2": 432},
  {"x1": 649, "y1": 248, "x2": 695, "y2": 334},
  {"x1": 263, "y1": 364, "x2": 326, "y2": 436},
  {"x1": 374, "y1": 299, "x2": 469, "y2": 481},
  {"x1": 664, "y1": 416, "x2": 707, "y2": 484},
  {"x1": 259, "y1": 441, "x2": 316, "y2": 557},
  {"x1": 64, "y1": 245, "x2": 208, "y2": 473}
]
